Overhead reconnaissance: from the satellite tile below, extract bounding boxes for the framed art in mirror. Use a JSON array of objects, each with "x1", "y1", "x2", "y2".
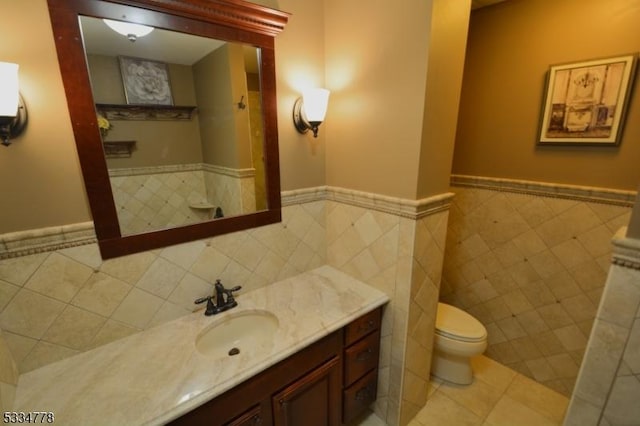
[
  {"x1": 47, "y1": 0, "x2": 289, "y2": 259},
  {"x1": 119, "y1": 56, "x2": 174, "y2": 105}
]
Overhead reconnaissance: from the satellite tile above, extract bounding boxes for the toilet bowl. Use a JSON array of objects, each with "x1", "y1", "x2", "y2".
[{"x1": 431, "y1": 302, "x2": 487, "y2": 385}]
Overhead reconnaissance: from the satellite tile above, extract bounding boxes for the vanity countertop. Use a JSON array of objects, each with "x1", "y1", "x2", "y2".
[{"x1": 14, "y1": 266, "x2": 389, "y2": 425}]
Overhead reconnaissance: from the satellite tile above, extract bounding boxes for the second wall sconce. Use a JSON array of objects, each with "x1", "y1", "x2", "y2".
[
  {"x1": 0, "y1": 62, "x2": 28, "y2": 147},
  {"x1": 293, "y1": 88, "x2": 330, "y2": 138}
]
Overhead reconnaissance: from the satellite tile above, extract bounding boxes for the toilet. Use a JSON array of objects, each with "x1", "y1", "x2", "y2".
[{"x1": 431, "y1": 302, "x2": 488, "y2": 385}]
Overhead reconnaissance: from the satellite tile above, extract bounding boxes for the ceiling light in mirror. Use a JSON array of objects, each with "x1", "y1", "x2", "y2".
[{"x1": 103, "y1": 19, "x2": 154, "y2": 42}]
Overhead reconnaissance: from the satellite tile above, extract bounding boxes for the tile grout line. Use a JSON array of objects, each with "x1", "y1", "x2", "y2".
[{"x1": 477, "y1": 369, "x2": 519, "y2": 423}]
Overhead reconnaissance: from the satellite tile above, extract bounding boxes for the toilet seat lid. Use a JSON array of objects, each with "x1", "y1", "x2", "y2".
[{"x1": 435, "y1": 303, "x2": 487, "y2": 342}]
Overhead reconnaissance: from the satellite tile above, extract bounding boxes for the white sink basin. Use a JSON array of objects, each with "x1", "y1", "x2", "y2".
[{"x1": 195, "y1": 311, "x2": 279, "y2": 359}]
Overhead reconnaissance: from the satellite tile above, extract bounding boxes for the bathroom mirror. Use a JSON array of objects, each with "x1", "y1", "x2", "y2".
[{"x1": 47, "y1": 0, "x2": 288, "y2": 259}]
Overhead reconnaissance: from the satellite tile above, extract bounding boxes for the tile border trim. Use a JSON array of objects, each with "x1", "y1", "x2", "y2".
[
  {"x1": 611, "y1": 227, "x2": 640, "y2": 270},
  {"x1": 201, "y1": 164, "x2": 256, "y2": 178},
  {"x1": 108, "y1": 163, "x2": 201, "y2": 177},
  {"x1": 0, "y1": 222, "x2": 96, "y2": 260},
  {"x1": 451, "y1": 174, "x2": 637, "y2": 206},
  {"x1": 4, "y1": 177, "x2": 634, "y2": 260},
  {"x1": 3, "y1": 186, "x2": 454, "y2": 260},
  {"x1": 108, "y1": 163, "x2": 255, "y2": 178},
  {"x1": 281, "y1": 186, "x2": 329, "y2": 206},
  {"x1": 282, "y1": 186, "x2": 455, "y2": 219}
]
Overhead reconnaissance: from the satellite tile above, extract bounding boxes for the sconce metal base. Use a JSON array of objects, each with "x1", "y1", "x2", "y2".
[
  {"x1": 293, "y1": 97, "x2": 320, "y2": 138},
  {"x1": 0, "y1": 95, "x2": 28, "y2": 147},
  {"x1": 293, "y1": 97, "x2": 310, "y2": 134}
]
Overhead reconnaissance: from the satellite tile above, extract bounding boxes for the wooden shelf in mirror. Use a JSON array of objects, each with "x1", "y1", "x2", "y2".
[
  {"x1": 96, "y1": 104, "x2": 197, "y2": 121},
  {"x1": 103, "y1": 140, "x2": 136, "y2": 158}
]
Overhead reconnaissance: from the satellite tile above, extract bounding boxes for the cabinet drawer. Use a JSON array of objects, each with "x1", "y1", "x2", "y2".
[
  {"x1": 344, "y1": 307, "x2": 381, "y2": 346},
  {"x1": 226, "y1": 404, "x2": 262, "y2": 426},
  {"x1": 344, "y1": 330, "x2": 380, "y2": 387},
  {"x1": 343, "y1": 369, "x2": 378, "y2": 424}
]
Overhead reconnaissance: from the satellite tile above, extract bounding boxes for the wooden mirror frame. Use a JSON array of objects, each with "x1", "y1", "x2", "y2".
[{"x1": 47, "y1": 0, "x2": 288, "y2": 259}]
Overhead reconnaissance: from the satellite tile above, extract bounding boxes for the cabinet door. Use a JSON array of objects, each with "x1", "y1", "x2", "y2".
[{"x1": 272, "y1": 357, "x2": 341, "y2": 426}]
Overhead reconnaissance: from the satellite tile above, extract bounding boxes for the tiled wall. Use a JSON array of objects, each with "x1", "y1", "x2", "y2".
[
  {"x1": 202, "y1": 165, "x2": 256, "y2": 217},
  {"x1": 0, "y1": 329, "x2": 18, "y2": 411},
  {"x1": 0, "y1": 201, "x2": 325, "y2": 373},
  {"x1": 565, "y1": 230, "x2": 640, "y2": 425},
  {"x1": 324, "y1": 190, "x2": 452, "y2": 426},
  {"x1": 110, "y1": 165, "x2": 257, "y2": 235},
  {"x1": 0, "y1": 186, "x2": 452, "y2": 425},
  {"x1": 325, "y1": 199, "x2": 406, "y2": 424},
  {"x1": 400, "y1": 211, "x2": 449, "y2": 425},
  {"x1": 110, "y1": 167, "x2": 210, "y2": 235},
  {"x1": 441, "y1": 176, "x2": 634, "y2": 397}
]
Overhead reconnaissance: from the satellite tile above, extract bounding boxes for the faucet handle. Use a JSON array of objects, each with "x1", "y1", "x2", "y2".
[
  {"x1": 223, "y1": 286, "x2": 242, "y2": 297},
  {"x1": 194, "y1": 295, "x2": 217, "y2": 316},
  {"x1": 194, "y1": 296, "x2": 210, "y2": 304},
  {"x1": 222, "y1": 286, "x2": 242, "y2": 308}
]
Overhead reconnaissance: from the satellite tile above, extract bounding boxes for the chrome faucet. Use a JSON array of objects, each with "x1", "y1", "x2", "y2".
[{"x1": 195, "y1": 280, "x2": 242, "y2": 316}]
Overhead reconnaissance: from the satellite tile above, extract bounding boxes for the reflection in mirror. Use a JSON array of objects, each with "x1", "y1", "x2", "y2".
[
  {"x1": 48, "y1": 0, "x2": 287, "y2": 259},
  {"x1": 80, "y1": 16, "x2": 267, "y2": 236}
]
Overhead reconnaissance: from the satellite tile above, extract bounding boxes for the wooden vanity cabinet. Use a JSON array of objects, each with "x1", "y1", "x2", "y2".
[
  {"x1": 341, "y1": 308, "x2": 381, "y2": 424},
  {"x1": 272, "y1": 356, "x2": 342, "y2": 426},
  {"x1": 170, "y1": 307, "x2": 382, "y2": 426}
]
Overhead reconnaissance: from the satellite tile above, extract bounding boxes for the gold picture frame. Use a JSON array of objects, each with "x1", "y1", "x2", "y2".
[{"x1": 538, "y1": 54, "x2": 637, "y2": 146}]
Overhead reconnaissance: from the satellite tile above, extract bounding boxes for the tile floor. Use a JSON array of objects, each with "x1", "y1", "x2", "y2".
[{"x1": 357, "y1": 355, "x2": 569, "y2": 426}]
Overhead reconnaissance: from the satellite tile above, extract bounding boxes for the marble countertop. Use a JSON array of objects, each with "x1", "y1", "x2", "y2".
[{"x1": 14, "y1": 266, "x2": 389, "y2": 425}]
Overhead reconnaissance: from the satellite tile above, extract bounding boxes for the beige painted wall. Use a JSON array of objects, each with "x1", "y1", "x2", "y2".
[
  {"x1": 324, "y1": 0, "x2": 431, "y2": 200},
  {"x1": 1, "y1": 0, "x2": 461, "y2": 232},
  {"x1": 88, "y1": 55, "x2": 204, "y2": 168},
  {"x1": 194, "y1": 44, "x2": 254, "y2": 169},
  {"x1": 453, "y1": 0, "x2": 640, "y2": 191},
  {"x1": 628, "y1": 186, "x2": 640, "y2": 239},
  {"x1": 416, "y1": 0, "x2": 471, "y2": 198},
  {"x1": 0, "y1": 0, "x2": 91, "y2": 234},
  {"x1": 275, "y1": 0, "x2": 327, "y2": 191},
  {"x1": 324, "y1": 0, "x2": 466, "y2": 200},
  {"x1": 0, "y1": 0, "x2": 325, "y2": 234}
]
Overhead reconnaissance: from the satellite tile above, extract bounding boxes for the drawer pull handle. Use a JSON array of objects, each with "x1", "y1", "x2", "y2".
[
  {"x1": 251, "y1": 414, "x2": 262, "y2": 425},
  {"x1": 357, "y1": 320, "x2": 375, "y2": 333},
  {"x1": 356, "y1": 348, "x2": 374, "y2": 361},
  {"x1": 355, "y1": 384, "x2": 375, "y2": 401}
]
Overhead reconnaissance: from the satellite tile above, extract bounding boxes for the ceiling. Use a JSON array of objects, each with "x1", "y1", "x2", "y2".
[
  {"x1": 471, "y1": 0, "x2": 509, "y2": 9},
  {"x1": 80, "y1": 16, "x2": 224, "y2": 65},
  {"x1": 80, "y1": 1, "x2": 509, "y2": 65}
]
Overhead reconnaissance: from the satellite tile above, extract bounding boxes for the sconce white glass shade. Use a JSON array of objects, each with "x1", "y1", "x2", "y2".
[
  {"x1": 293, "y1": 88, "x2": 330, "y2": 138},
  {"x1": 0, "y1": 62, "x2": 19, "y2": 117},
  {"x1": 103, "y1": 19, "x2": 154, "y2": 41},
  {"x1": 0, "y1": 61, "x2": 27, "y2": 147},
  {"x1": 301, "y1": 88, "x2": 330, "y2": 122}
]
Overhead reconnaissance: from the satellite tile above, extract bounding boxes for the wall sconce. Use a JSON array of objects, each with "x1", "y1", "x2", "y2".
[
  {"x1": 0, "y1": 62, "x2": 27, "y2": 147},
  {"x1": 293, "y1": 88, "x2": 330, "y2": 138},
  {"x1": 103, "y1": 19, "x2": 154, "y2": 42}
]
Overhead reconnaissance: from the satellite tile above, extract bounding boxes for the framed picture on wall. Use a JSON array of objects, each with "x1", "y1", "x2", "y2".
[
  {"x1": 119, "y1": 56, "x2": 174, "y2": 106},
  {"x1": 537, "y1": 54, "x2": 637, "y2": 146}
]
